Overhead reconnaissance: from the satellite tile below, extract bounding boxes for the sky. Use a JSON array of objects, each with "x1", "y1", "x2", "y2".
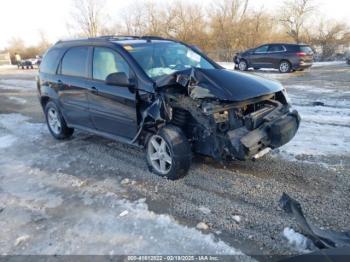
[{"x1": 0, "y1": 0, "x2": 349, "y2": 50}]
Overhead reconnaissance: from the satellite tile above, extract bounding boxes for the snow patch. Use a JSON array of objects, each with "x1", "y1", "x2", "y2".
[
  {"x1": 286, "y1": 84, "x2": 334, "y2": 94},
  {"x1": 279, "y1": 102, "x2": 350, "y2": 157},
  {"x1": 312, "y1": 61, "x2": 344, "y2": 68},
  {"x1": 0, "y1": 134, "x2": 17, "y2": 149},
  {"x1": 8, "y1": 96, "x2": 27, "y2": 104},
  {"x1": 283, "y1": 227, "x2": 311, "y2": 253},
  {"x1": 0, "y1": 79, "x2": 36, "y2": 90},
  {"x1": 218, "y1": 62, "x2": 236, "y2": 70},
  {"x1": 0, "y1": 113, "x2": 46, "y2": 141}
]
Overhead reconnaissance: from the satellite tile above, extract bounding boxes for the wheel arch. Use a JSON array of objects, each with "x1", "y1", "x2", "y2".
[{"x1": 279, "y1": 59, "x2": 292, "y2": 66}]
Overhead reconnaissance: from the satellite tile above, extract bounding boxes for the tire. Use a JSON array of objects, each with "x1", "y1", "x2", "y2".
[
  {"x1": 45, "y1": 101, "x2": 74, "y2": 139},
  {"x1": 238, "y1": 60, "x2": 248, "y2": 71},
  {"x1": 146, "y1": 125, "x2": 191, "y2": 180},
  {"x1": 279, "y1": 60, "x2": 291, "y2": 73}
]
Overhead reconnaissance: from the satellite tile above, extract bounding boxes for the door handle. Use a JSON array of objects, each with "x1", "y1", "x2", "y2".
[{"x1": 90, "y1": 86, "x2": 98, "y2": 94}]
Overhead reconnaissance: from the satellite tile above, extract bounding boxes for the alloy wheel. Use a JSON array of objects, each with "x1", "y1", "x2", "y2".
[
  {"x1": 280, "y1": 62, "x2": 290, "y2": 73},
  {"x1": 47, "y1": 107, "x2": 62, "y2": 135},
  {"x1": 147, "y1": 135, "x2": 172, "y2": 175}
]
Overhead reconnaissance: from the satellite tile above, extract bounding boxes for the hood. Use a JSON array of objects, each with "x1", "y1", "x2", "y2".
[{"x1": 157, "y1": 68, "x2": 283, "y2": 102}]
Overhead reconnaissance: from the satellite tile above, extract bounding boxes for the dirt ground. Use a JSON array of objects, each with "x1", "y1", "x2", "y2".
[{"x1": 0, "y1": 63, "x2": 349, "y2": 259}]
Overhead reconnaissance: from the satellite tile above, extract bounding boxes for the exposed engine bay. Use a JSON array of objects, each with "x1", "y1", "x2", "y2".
[{"x1": 139, "y1": 67, "x2": 301, "y2": 161}]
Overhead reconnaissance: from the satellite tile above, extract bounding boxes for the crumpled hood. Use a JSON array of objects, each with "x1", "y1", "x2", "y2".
[
  {"x1": 156, "y1": 68, "x2": 283, "y2": 102},
  {"x1": 188, "y1": 68, "x2": 283, "y2": 101}
]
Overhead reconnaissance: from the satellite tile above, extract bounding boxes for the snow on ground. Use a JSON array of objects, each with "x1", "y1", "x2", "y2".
[
  {"x1": 0, "y1": 79, "x2": 36, "y2": 90},
  {"x1": 312, "y1": 61, "x2": 345, "y2": 68},
  {"x1": 218, "y1": 62, "x2": 236, "y2": 70},
  {"x1": 286, "y1": 84, "x2": 334, "y2": 94},
  {"x1": 0, "y1": 65, "x2": 17, "y2": 70},
  {"x1": 8, "y1": 96, "x2": 26, "y2": 104},
  {"x1": 278, "y1": 84, "x2": 350, "y2": 159},
  {"x1": 0, "y1": 134, "x2": 17, "y2": 149},
  {"x1": 282, "y1": 228, "x2": 312, "y2": 253},
  {"x1": 0, "y1": 112, "x2": 248, "y2": 257},
  {"x1": 218, "y1": 62, "x2": 290, "y2": 81},
  {"x1": 0, "y1": 113, "x2": 46, "y2": 141}
]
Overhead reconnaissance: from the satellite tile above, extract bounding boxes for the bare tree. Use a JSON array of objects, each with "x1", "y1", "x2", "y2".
[
  {"x1": 279, "y1": 0, "x2": 315, "y2": 43},
  {"x1": 312, "y1": 19, "x2": 350, "y2": 59},
  {"x1": 209, "y1": 0, "x2": 249, "y2": 60},
  {"x1": 69, "y1": 0, "x2": 108, "y2": 37}
]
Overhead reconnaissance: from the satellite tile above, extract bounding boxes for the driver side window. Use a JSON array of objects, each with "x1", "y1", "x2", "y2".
[
  {"x1": 254, "y1": 45, "x2": 269, "y2": 53},
  {"x1": 93, "y1": 47, "x2": 130, "y2": 81}
]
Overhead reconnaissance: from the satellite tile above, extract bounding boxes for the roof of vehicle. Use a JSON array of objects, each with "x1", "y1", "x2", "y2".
[
  {"x1": 54, "y1": 35, "x2": 176, "y2": 47},
  {"x1": 265, "y1": 43, "x2": 310, "y2": 46}
]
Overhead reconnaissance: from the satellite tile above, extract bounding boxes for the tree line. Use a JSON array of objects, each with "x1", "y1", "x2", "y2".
[{"x1": 4, "y1": 0, "x2": 350, "y2": 62}]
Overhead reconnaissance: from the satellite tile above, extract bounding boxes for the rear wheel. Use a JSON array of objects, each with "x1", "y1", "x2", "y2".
[
  {"x1": 45, "y1": 101, "x2": 74, "y2": 139},
  {"x1": 146, "y1": 125, "x2": 191, "y2": 180},
  {"x1": 238, "y1": 60, "x2": 248, "y2": 71},
  {"x1": 279, "y1": 61, "x2": 291, "y2": 73}
]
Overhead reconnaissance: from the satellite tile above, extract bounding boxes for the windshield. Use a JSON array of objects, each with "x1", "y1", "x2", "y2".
[{"x1": 126, "y1": 42, "x2": 215, "y2": 79}]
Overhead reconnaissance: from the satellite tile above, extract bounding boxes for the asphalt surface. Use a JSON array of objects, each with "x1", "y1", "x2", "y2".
[{"x1": 0, "y1": 64, "x2": 349, "y2": 259}]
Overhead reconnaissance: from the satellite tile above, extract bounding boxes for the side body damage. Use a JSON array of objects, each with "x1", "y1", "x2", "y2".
[{"x1": 138, "y1": 68, "x2": 300, "y2": 161}]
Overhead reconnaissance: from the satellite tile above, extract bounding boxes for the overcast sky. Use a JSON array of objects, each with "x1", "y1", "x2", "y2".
[{"x1": 0, "y1": 0, "x2": 349, "y2": 49}]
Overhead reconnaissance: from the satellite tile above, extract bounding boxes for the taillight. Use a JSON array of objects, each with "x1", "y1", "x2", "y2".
[{"x1": 296, "y1": 52, "x2": 306, "y2": 57}]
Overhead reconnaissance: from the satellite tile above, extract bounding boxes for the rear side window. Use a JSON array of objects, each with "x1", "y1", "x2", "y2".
[
  {"x1": 255, "y1": 45, "x2": 269, "y2": 53},
  {"x1": 300, "y1": 46, "x2": 313, "y2": 53},
  {"x1": 61, "y1": 47, "x2": 89, "y2": 78},
  {"x1": 40, "y1": 49, "x2": 61, "y2": 74},
  {"x1": 268, "y1": 45, "x2": 285, "y2": 52},
  {"x1": 285, "y1": 45, "x2": 299, "y2": 52}
]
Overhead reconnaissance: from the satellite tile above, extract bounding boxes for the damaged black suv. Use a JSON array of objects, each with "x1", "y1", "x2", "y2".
[{"x1": 38, "y1": 36, "x2": 300, "y2": 180}]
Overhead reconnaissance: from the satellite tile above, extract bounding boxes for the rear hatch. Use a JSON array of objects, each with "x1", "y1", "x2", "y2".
[{"x1": 299, "y1": 45, "x2": 314, "y2": 64}]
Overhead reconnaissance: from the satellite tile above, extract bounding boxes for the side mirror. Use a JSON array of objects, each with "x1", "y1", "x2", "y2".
[{"x1": 105, "y1": 72, "x2": 134, "y2": 87}]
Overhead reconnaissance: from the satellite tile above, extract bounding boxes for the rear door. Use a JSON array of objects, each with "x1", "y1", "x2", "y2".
[
  {"x1": 88, "y1": 46, "x2": 138, "y2": 139},
  {"x1": 58, "y1": 46, "x2": 94, "y2": 128},
  {"x1": 267, "y1": 44, "x2": 287, "y2": 68},
  {"x1": 249, "y1": 45, "x2": 270, "y2": 68}
]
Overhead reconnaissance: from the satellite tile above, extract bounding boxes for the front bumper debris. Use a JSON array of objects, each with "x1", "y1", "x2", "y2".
[{"x1": 228, "y1": 110, "x2": 300, "y2": 160}]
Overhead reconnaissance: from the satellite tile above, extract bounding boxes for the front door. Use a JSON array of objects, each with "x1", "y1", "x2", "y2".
[
  {"x1": 249, "y1": 45, "x2": 270, "y2": 68},
  {"x1": 88, "y1": 47, "x2": 138, "y2": 139}
]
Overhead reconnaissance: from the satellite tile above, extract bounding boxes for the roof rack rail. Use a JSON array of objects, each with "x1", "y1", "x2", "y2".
[
  {"x1": 55, "y1": 35, "x2": 173, "y2": 45},
  {"x1": 91, "y1": 35, "x2": 142, "y2": 40}
]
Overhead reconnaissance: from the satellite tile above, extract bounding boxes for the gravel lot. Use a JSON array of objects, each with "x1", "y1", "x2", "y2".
[{"x1": 0, "y1": 63, "x2": 349, "y2": 259}]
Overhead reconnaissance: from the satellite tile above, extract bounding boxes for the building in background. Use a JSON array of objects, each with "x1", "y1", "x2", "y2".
[{"x1": 0, "y1": 52, "x2": 11, "y2": 66}]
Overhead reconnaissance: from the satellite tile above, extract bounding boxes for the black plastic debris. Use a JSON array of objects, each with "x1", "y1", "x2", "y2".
[{"x1": 280, "y1": 193, "x2": 350, "y2": 249}]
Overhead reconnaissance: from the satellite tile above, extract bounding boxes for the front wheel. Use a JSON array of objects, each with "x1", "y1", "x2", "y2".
[
  {"x1": 45, "y1": 101, "x2": 74, "y2": 139},
  {"x1": 146, "y1": 125, "x2": 191, "y2": 180},
  {"x1": 279, "y1": 61, "x2": 291, "y2": 73}
]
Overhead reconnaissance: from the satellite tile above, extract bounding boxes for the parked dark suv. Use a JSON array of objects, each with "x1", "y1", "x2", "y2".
[
  {"x1": 234, "y1": 43, "x2": 314, "y2": 73},
  {"x1": 38, "y1": 36, "x2": 300, "y2": 179}
]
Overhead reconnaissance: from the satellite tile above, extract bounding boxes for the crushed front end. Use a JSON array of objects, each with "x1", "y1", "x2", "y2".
[{"x1": 159, "y1": 68, "x2": 300, "y2": 161}]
